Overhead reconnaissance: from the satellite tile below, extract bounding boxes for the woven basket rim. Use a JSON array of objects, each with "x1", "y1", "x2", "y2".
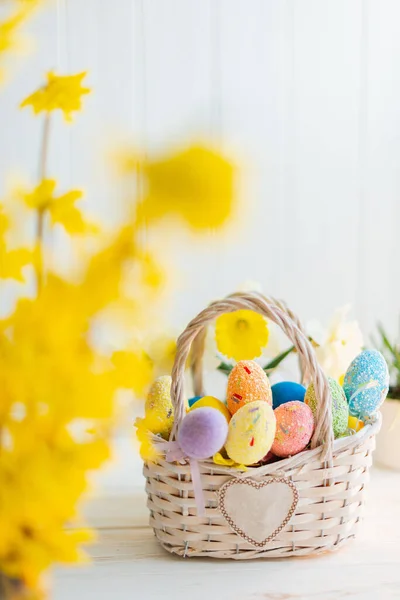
[{"x1": 149, "y1": 412, "x2": 381, "y2": 476}]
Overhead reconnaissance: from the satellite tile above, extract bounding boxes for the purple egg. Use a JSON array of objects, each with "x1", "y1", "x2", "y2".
[{"x1": 177, "y1": 407, "x2": 228, "y2": 460}]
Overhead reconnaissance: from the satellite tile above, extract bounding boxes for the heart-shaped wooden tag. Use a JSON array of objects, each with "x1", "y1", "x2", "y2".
[{"x1": 218, "y1": 476, "x2": 299, "y2": 547}]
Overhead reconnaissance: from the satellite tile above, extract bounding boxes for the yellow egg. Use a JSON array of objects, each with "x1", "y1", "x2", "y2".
[
  {"x1": 225, "y1": 401, "x2": 276, "y2": 466},
  {"x1": 348, "y1": 415, "x2": 364, "y2": 432},
  {"x1": 190, "y1": 396, "x2": 231, "y2": 423},
  {"x1": 145, "y1": 375, "x2": 174, "y2": 438}
]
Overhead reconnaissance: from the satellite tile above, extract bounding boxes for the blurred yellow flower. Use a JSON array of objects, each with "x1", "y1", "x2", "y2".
[
  {"x1": 0, "y1": 2, "x2": 44, "y2": 84},
  {"x1": 79, "y1": 225, "x2": 136, "y2": 314},
  {"x1": 2, "y1": 38, "x2": 241, "y2": 594},
  {"x1": 137, "y1": 144, "x2": 236, "y2": 231},
  {"x1": 0, "y1": 288, "x2": 118, "y2": 586},
  {"x1": 0, "y1": 9, "x2": 23, "y2": 55},
  {"x1": 138, "y1": 250, "x2": 165, "y2": 289},
  {"x1": 0, "y1": 203, "x2": 33, "y2": 281},
  {"x1": 20, "y1": 71, "x2": 91, "y2": 121},
  {"x1": 134, "y1": 418, "x2": 162, "y2": 462},
  {"x1": 146, "y1": 333, "x2": 177, "y2": 377},
  {"x1": 215, "y1": 309, "x2": 269, "y2": 361},
  {"x1": 111, "y1": 350, "x2": 154, "y2": 397},
  {"x1": 0, "y1": 246, "x2": 32, "y2": 281},
  {"x1": 21, "y1": 179, "x2": 96, "y2": 234}
]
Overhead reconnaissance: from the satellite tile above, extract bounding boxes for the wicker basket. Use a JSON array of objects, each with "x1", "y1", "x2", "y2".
[{"x1": 144, "y1": 292, "x2": 381, "y2": 559}]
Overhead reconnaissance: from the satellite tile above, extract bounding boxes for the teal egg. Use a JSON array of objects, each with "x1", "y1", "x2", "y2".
[
  {"x1": 271, "y1": 381, "x2": 306, "y2": 409},
  {"x1": 343, "y1": 349, "x2": 389, "y2": 419},
  {"x1": 305, "y1": 377, "x2": 348, "y2": 438},
  {"x1": 188, "y1": 396, "x2": 203, "y2": 408}
]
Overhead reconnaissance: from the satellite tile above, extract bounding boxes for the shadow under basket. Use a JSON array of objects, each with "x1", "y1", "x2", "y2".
[{"x1": 143, "y1": 292, "x2": 381, "y2": 559}]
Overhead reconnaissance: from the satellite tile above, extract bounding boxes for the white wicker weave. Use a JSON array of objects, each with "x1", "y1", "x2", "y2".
[{"x1": 143, "y1": 292, "x2": 381, "y2": 559}]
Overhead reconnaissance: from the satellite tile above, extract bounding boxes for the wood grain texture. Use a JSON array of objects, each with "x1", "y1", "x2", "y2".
[
  {"x1": 1, "y1": 0, "x2": 399, "y2": 337},
  {"x1": 53, "y1": 467, "x2": 400, "y2": 600}
]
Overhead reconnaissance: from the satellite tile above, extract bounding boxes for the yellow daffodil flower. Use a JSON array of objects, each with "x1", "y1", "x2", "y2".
[
  {"x1": 0, "y1": 10, "x2": 23, "y2": 55},
  {"x1": 0, "y1": 204, "x2": 33, "y2": 281},
  {"x1": 3, "y1": 50, "x2": 242, "y2": 593},
  {"x1": 135, "y1": 144, "x2": 236, "y2": 231},
  {"x1": 21, "y1": 179, "x2": 96, "y2": 234},
  {"x1": 215, "y1": 309, "x2": 269, "y2": 361},
  {"x1": 20, "y1": 71, "x2": 91, "y2": 121},
  {"x1": 0, "y1": 2, "x2": 45, "y2": 83},
  {"x1": 146, "y1": 334, "x2": 177, "y2": 378},
  {"x1": 134, "y1": 418, "x2": 162, "y2": 462},
  {"x1": 0, "y1": 246, "x2": 32, "y2": 281},
  {"x1": 111, "y1": 350, "x2": 154, "y2": 397}
]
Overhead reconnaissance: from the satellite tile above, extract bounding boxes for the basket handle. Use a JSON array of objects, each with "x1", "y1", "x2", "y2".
[
  {"x1": 190, "y1": 292, "x2": 311, "y2": 396},
  {"x1": 170, "y1": 292, "x2": 333, "y2": 458}
]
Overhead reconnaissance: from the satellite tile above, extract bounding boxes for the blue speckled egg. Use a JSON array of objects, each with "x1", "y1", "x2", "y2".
[
  {"x1": 343, "y1": 349, "x2": 389, "y2": 419},
  {"x1": 271, "y1": 381, "x2": 306, "y2": 409},
  {"x1": 188, "y1": 396, "x2": 202, "y2": 408}
]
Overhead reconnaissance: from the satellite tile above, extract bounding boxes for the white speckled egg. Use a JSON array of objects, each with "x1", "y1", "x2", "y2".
[{"x1": 225, "y1": 401, "x2": 276, "y2": 466}]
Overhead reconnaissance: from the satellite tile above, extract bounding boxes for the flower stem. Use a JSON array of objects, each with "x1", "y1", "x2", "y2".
[
  {"x1": 0, "y1": 572, "x2": 24, "y2": 599},
  {"x1": 36, "y1": 113, "x2": 51, "y2": 293}
]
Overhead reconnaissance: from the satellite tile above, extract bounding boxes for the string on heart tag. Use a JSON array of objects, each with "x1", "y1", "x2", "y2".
[{"x1": 155, "y1": 440, "x2": 206, "y2": 516}]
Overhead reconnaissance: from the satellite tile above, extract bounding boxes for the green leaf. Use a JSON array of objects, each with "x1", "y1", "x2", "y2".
[
  {"x1": 217, "y1": 345, "x2": 297, "y2": 377},
  {"x1": 377, "y1": 323, "x2": 397, "y2": 358},
  {"x1": 376, "y1": 323, "x2": 400, "y2": 387},
  {"x1": 263, "y1": 346, "x2": 295, "y2": 371},
  {"x1": 217, "y1": 362, "x2": 233, "y2": 375}
]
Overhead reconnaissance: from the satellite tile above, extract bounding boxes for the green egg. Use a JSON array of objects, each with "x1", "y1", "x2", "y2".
[{"x1": 305, "y1": 377, "x2": 348, "y2": 438}]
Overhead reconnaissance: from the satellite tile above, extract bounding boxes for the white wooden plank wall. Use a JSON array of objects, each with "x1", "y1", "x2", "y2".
[{"x1": 1, "y1": 0, "x2": 399, "y2": 339}]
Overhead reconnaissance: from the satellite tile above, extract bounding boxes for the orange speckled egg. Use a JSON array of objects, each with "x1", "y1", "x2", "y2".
[{"x1": 227, "y1": 360, "x2": 272, "y2": 415}]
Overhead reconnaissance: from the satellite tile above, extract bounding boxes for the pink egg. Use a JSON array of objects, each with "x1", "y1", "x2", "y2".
[
  {"x1": 260, "y1": 451, "x2": 280, "y2": 465},
  {"x1": 272, "y1": 401, "x2": 315, "y2": 458}
]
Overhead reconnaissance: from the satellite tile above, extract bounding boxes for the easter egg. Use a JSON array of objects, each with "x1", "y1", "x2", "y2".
[
  {"x1": 144, "y1": 375, "x2": 174, "y2": 438},
  {"x1": 178, "y1": 407, "x2": 228, "y2": 460},
  {"x1": 227, "y1": 360, "x2": 272, "y2": 415},
  {"x1": 343, "y1": 349, "x2": 389, "y2": 419},
  {"x1": 225, "y1": 401, "x2": 276, "y2": 465},
  {"x1": 190, "y1": 395, "x2": 231, "y2": 423},
  {"x1": 188, "y1": 395, "x2": 202, "y2": 408},
  {"x1": 272, "y1": 401, "x2": 314, "y2": 458},
  {"x1": 260, "y1": 451, "x2": 279, "y2": 465},
  {"x1": 305, "y1": 377, "x2": 348, "y2": 438},
  {"x1": 271, "y1": 381, "x2": 306, "y2": 409},
  {"x1": 348, "y1": 415, "x2": 364, "y2": 432}
]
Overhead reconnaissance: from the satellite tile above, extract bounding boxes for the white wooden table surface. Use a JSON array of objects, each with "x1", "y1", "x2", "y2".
[{"x1": 53, "y1": 438, "x2": 400, "y2": 600}]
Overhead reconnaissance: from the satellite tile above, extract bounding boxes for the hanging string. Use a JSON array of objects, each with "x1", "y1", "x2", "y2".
[
  {"x1": 56, "y1": 0, "x2": 72, "y2": 186},
  {"x1": 208, "y1": 0, "x2": 223, "y2": 294},
  {"x1": 133, "y1": 0, "x2": 148, "y2": 245},
  {"x1": 56, "y1": 0, "x2": 69, "y2": 73},
  {"x1": 356, "y1": 0, "x2": 369, "y2": 334},
  {"x1": 209, "y1": 0, "x2": 222, "y2": 143}
]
